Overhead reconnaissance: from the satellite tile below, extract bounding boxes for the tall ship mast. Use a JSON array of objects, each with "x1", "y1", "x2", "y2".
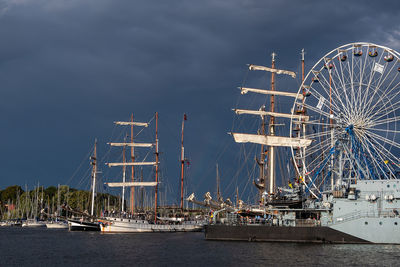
[
  {"x1": 105, "y1": 113, "x2": 158, "y2": 217},
  {"x1": 180, "y1": 113, "x2": 187, "y2": 210}
]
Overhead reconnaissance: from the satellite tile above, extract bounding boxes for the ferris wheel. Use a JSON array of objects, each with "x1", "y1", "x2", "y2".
[{"x1": 291, "y1": 42, "x2": 400, "y2": 198}]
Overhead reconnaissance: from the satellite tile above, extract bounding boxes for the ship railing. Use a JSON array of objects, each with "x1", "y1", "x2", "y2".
[{"x1": 330, "y1": 209, "x2": 398, "y2": 225}]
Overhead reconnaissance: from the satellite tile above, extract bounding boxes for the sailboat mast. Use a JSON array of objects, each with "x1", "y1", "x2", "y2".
[
  {"x1": 216, "y1": 163, "x2": 220, "y2": 201},
  {"x1": 57, "y1": 184, "x2": 60, "y2": 217},
  {"x1": 301, "y1": 49, "x2": 305, "y2": 82},
  {"x1": 90, "y1": 139, "x2": 97, "y2": 217},
  {"x1": 268, "y1": 53, "x2": 276, "y2": 195},
  {"x1": 130, "y1": 113, "x2": 135, "y2": 214},
  {"x1": 122, "y1": 140, "x2": 126, "y2": 212},
  {"x1": 140, "y1": 168, "x2": 144, "y2": 211},
  {"x1": 180, "y1": 114, "x2": 186, "y2": 210},
  {"x1": 154, "y1": 112, "x2": 159, "y2": 223}
]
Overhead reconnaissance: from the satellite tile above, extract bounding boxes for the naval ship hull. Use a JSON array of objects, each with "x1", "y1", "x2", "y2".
[{"x1": 205, "y1": 225, "x2": 370, "y2": 243}]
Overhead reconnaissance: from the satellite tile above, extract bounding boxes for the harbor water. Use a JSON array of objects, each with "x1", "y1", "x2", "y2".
[{"x1": 0, "y1": 227, "x2": 399, "y2": 266}]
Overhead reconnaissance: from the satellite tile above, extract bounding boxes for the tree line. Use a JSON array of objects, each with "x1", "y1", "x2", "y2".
[{"x1": 0, "y1": 185, "x2": 121, "y2": 220}]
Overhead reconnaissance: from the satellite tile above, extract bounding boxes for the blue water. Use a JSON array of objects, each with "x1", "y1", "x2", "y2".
[{"x1": 0, "y1": 227, "x2": 399, "y2": 266}]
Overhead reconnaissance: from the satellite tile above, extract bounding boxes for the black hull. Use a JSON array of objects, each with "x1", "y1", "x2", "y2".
[
  {"x1": 205, "y1": 225, "x2": 370, "y2": 244},
  {"x1": 68, "y1": 219, "x2": 100, "y2": 232}
]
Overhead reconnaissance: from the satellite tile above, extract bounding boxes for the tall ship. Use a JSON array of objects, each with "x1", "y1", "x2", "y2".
[
  {"x1": 195, "y1": 42, "x2": 400, "y2": 243},
  {"x1": 100, "y1": 113, "x2": 204, "y2": 233}
]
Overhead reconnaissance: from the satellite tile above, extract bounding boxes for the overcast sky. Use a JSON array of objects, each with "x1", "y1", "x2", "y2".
[{"x1": 1, "y1": 0, "x2": 400, "y2": 203}]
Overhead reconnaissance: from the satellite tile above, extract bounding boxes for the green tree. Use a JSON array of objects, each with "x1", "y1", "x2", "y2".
[{"x1": 0, "y1": 185, "x2": 24, "y2": 203}]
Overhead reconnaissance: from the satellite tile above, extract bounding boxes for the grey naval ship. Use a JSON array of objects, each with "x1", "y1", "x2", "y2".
[{"x1": 189, "y1": 42, "x2": 400, "y2": 244}]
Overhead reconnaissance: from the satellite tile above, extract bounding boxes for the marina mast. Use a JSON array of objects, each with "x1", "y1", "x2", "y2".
[
  {"x1": 180, "y1": 114, "x2": 186, "y2": 210},
  {"x1": 90, "y1": 139, "x2": 97, "y2": 216}
]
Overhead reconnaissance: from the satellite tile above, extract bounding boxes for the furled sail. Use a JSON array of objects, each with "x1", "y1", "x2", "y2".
[
  {"x1": 106, "y1": 181, "x2": 157, "y2": 187},
  {"x1": 248, "y1": 64, "x2": 296, "y2": 78},
  {"x1": 240, "y1": 87, "x2": 304, "y2": 100},
  {"x1": 231, "y1": 133, "x2": 312, "y2": 147},
  {"x1": 233, "y1": 109, "x2": 309, "y2": 121},
  {"x1": 108, "y1": 142, "x2": 154, "y2": 147},
  {"x1": 114, "y1": 121, "x2": 149, "y2": 127},
  {"x1": 107, "y1": 162, "x2": 157, "y2": 167}
]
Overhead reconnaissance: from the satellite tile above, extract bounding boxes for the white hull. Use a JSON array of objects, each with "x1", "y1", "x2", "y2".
[
  {"x1": 22, "y1": 221, "x2": 46, "y2": 228},
  {"x1": 100, "y1": 217, "x2": 204, "y2": 233},
  {"x1": 46, "y1": 222, "x2": 68, "y2": 229},
  {"x1": 68, "y1": 219, "x2": 100, "y2": 231}
]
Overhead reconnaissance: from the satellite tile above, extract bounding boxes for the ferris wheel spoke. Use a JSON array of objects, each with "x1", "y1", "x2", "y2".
[
  {"x1": 363, "y1": 127, "x2": 400, "y2": 134},
  {"x1": 362, "y1": 62, "x2": 397, "y2": 115},
  {"x1": 364, "y1": 132, "x2": 400, "y2": 165},
  {"x1": 364, "y1": 130, "x2": 400, "y2": 150},
  {"x1": 374, "y1": 59, "x2": 397, "y2": 94},
  {"x1": 366, "y1": 85, "x2": 400, "y2": 122},
  {"x1": 301, "y1": 102, "x2": 333, "y2": 119},
  {"x1": 355, "y1": 49, "x2": 370, "y2": 115},
  {"x1": 300, "y1": 139, "x2": 334, "y2": 164},
  {"x1": 304, "y1": 131, "x2": 332, "y2": 140},
  {"x1": 367, "y1": 115, "x2": 400, "y2": 127},
  {"x1": 363, "y1": 69, "x2": 400, "y2": 117},
  {"x1": 336, "y1": 52, "x2": 354, "y2": 114},
  {"x1": 359, "y1": 55, "x2": 382, "y2": 114},
  {"x1": 328, "y1": 58, "x2": 354, "y2": 117},
  {"x1": 303, "y1": 139, "x2": 332, "y2": 157},
  {"x1": 350, "y1": 49, "x2": 360, "y2": 116},
  {"x1": 358, "y1": 134, "x2": 396, "y2": 179},
  {"x1": 317, "y1": 69, "x2": 352, "y2": 117}
]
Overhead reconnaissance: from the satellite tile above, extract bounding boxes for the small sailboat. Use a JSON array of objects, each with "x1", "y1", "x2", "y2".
[
  {"x1": 46, "y1": 185, "x2": 68, "y2": 229},
  {"x1": 22, "y1": 184, "x2": 46, "y2": 227}
]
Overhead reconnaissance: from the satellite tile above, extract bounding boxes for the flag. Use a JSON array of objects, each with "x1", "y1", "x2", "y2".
[
  {"x1": 184, "y1": 114, "x2": 187, "y2": 121},
  {"x1": 374, "y1": 62, "x2": 384, "y2": 74},
  {"x1": 316, "y1": 96, "x2": 325, "y2": 110}
]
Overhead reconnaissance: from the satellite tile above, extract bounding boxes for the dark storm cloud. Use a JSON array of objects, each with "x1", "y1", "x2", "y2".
[{"x1": 0, "y1": 0, "x2": 400, "y2": 201}]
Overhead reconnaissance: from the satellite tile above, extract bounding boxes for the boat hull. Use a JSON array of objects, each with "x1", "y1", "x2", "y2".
[
  {"x1": 100, "y1": 218, "x2": 204, "y2": 233},
  {"x1": 68, "y1": 219, "x2": 100, "y2": 231},
  {"x1": 205, "y1": 224, "x2": 370, "y2": 244},
  {"x1": 46, "y1": 222, "x2": 68, "y2": 229},
  {"x1": 22, "y1": 221, "x2": 46, "y2": 228}
]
